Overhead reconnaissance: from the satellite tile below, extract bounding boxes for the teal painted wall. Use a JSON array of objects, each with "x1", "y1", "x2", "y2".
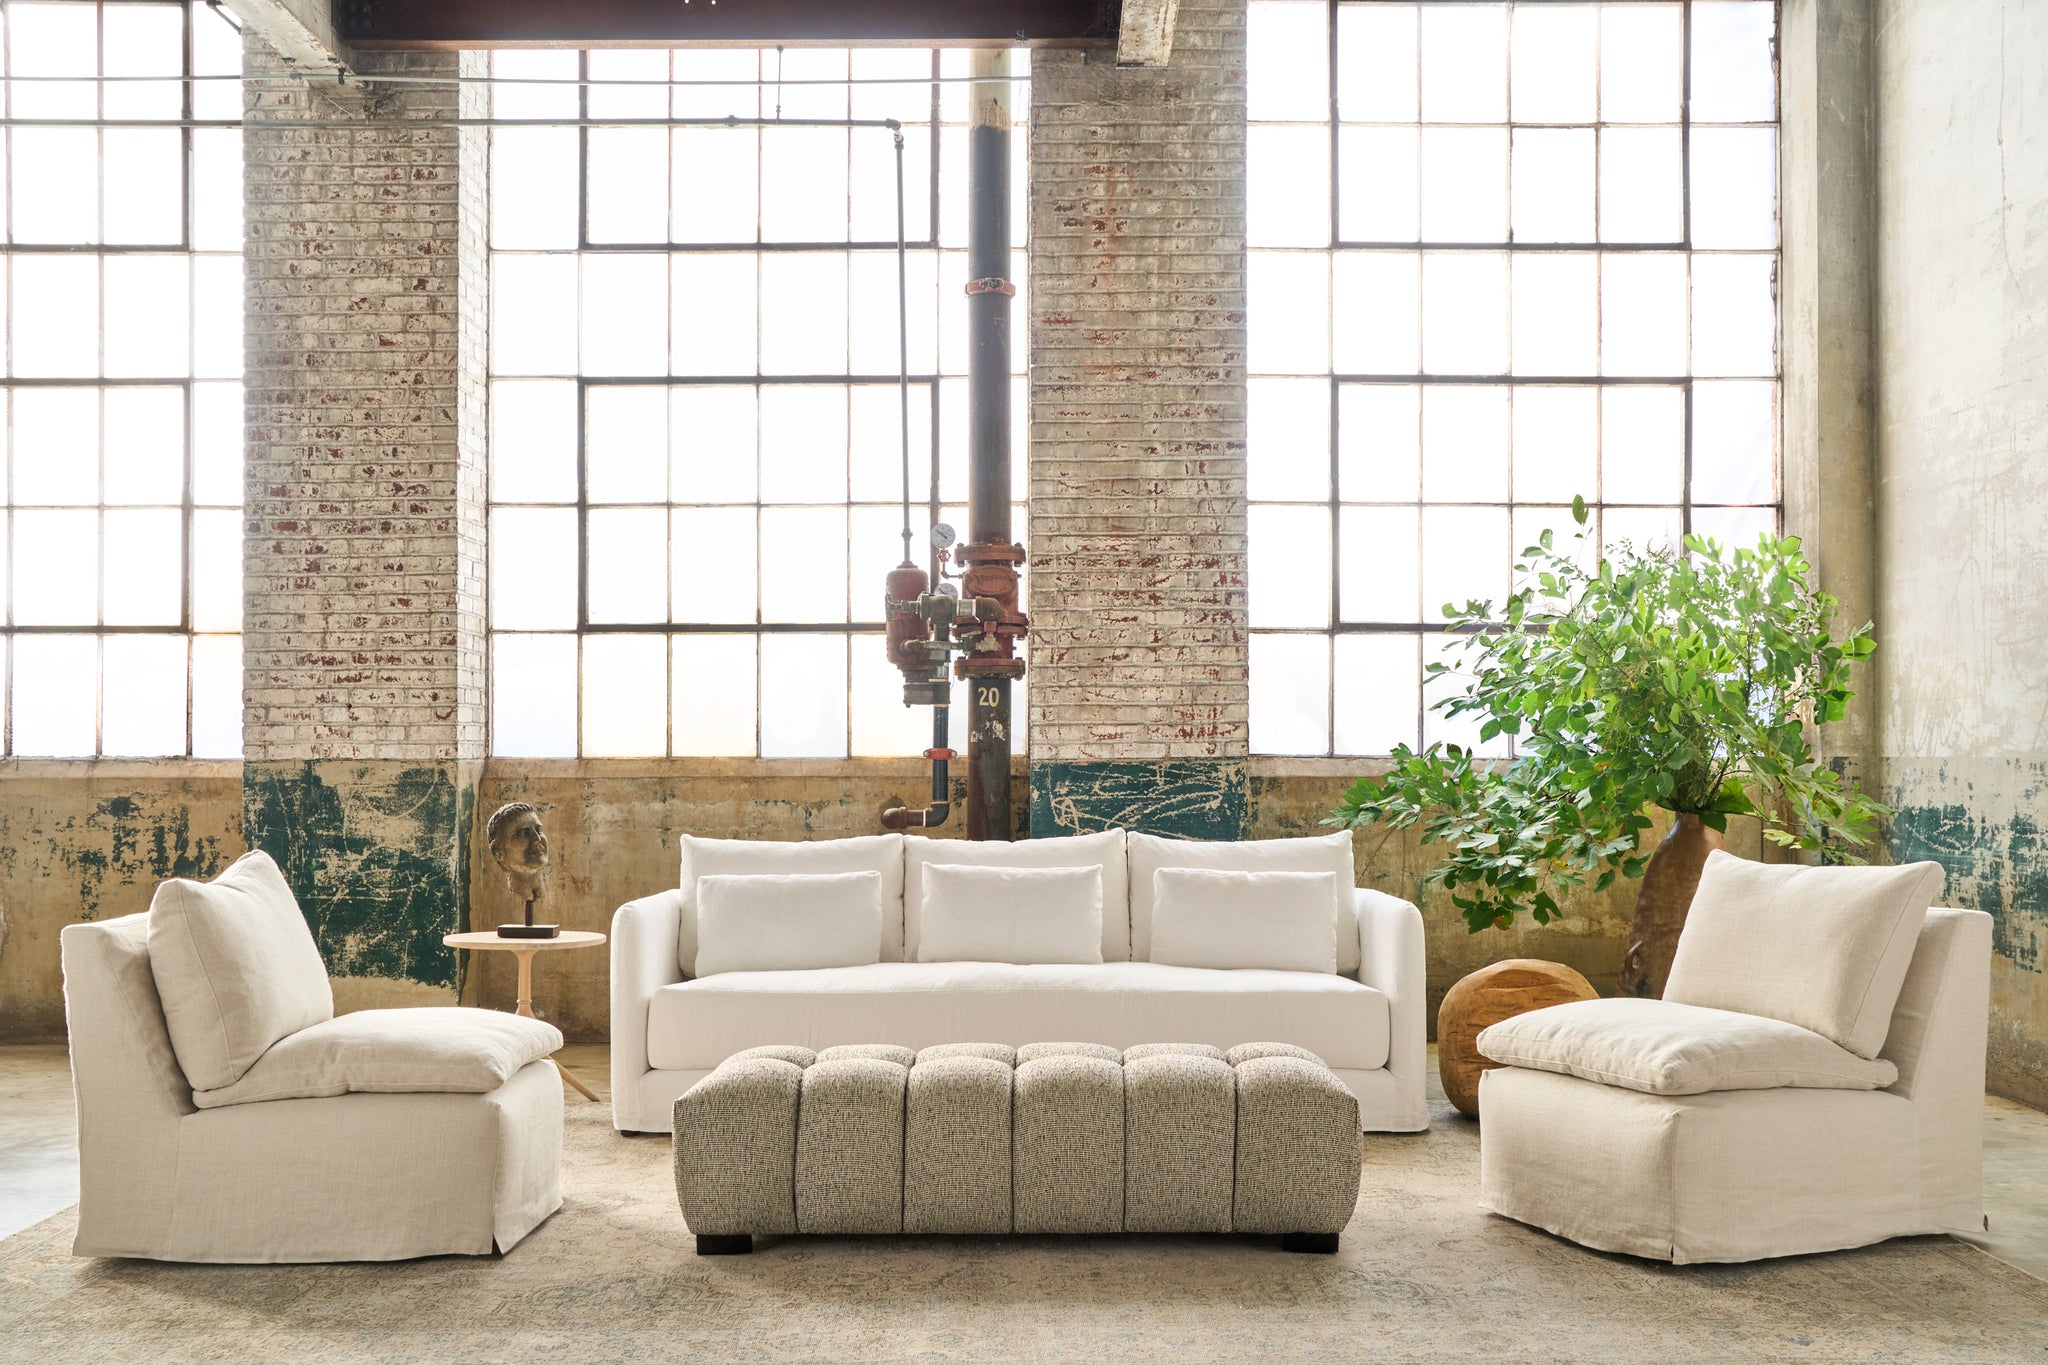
[{"x1": 1031, "y1": 759, "x2": 1249, "y2": 840}]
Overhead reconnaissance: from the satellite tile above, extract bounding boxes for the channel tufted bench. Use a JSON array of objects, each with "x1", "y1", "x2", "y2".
[{"x1": 673, "y1": 1041, "x2": 1362, "y2": 1254}]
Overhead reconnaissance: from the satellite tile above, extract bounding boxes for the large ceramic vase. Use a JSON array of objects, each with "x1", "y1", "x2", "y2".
[{"x1": 1619, "y1": 812, "x2": 1724, "y2": 998}]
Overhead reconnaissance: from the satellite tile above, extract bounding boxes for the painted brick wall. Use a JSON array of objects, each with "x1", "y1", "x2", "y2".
[
  {"x1": 242, "y1": 43, "x2": 486, "y2": 765},
  {"x1": 1025, "y1": 0, "x2": 1251, "y2": 836}
]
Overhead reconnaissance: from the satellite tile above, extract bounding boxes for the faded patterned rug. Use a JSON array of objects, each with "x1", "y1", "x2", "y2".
[{"x1": 2, "y1": 1080, "x2": 2044, "y2": 1365}]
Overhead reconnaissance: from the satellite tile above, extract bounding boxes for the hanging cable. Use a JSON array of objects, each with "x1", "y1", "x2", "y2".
[{"x1": 896, "y1": 126, "x2": 912, "y2": 566}]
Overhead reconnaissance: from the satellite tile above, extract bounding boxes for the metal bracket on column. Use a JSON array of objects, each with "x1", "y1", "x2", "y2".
[{"x1": 965, "y1": 277, "x2": 1018, "y2": 297}]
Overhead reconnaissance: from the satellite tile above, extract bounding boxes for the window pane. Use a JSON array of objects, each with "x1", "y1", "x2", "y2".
[
  {"x1": 1248, "y1": 377, "x2": 1331, "y2": 501},
  {"x1": 1691, "y1": 253, "x2": 1776, "y2": 378},
  {"x1": 1600, "y1": 254, "x2": 1688, "y2": 376},
  {"x1": 102, "y1": 387, "x2": 183, "y2": 506},
  {"x1": 1691, "y1": 504, "x2": 1775, "y2": 552},
  {"x1": 492, "y1": 633, "x2": 578, "y2": 757},
  {"x1": 588, "y1": 129, "x2": 671, "y2": 244},
  {"x1": 673, "y1": 386, "x2": 759, "y2": 503},
  {"x1": 490, "y1": 128, "x2": 580, "y2": 251},
  {"x1": 1511, "y1": 253, "x2": 1598, "y2": 377},
  {"x1": 672, "y1": 507, "x2": 757, "y2": 623},
  {"x1": 673, "y1": 634, "x2": 758, "y2": 755},
  {"x1": 1337, "y1": 3, "x2": 1418, "y2": 122},
  {"x1": 193, "y1": 255, "x2": 242, "y2": 379},
  {"x1": 102, "y1": 635, "x2": 187, "y2": 756},
  {"x1": 1332, "y1": 251, "x2": 1420, "y2": 374},
  {"x1": 104, "y1": 255, "x2": 191, "y2": 378},
  {"x1": 588, "y1": 49, "x2": 669, "y2": 120},
  {"x1": 104, "y1": 130, "x2": 184, "y2": 245},
  {"x1": 673, "y1": 48, "x2": 760, "y2": 122},
  {"x1": 1338, "y1": 127, "x2": 1418, "y2": 242},
  {"x1": 1692, "y1": 380, "x2": 1777, "y2": 504},
  {"x1": 673, "y1": 255, "x2": 761, "y2": 377},
  {"x1": 760, "y1": 253, "x2": 849, "y2": 374},
  {"x1": 193, "y1": 382, "x2": 242, "y2": 506},
  {"x1": 1599, "y1": 128, "x2": 1683, "y2": 243},
  {"x1": 1602, "y1": 504, "x2": 1683, "y2": 557},
  {"x1": 1248, "y1": 125, "x2": 1331, "y2": 249},
  {"x1": 13, "y1": 388, "x2": 100, "y2": 503},
  {"x1": 490, "y1": 380, "x2": 578, "y2": 502},
  {"x1": 192, "y1": 509, "x2": 243, "y2": 632},
  {"x1": 760, "y1": 633, "x2": 848, "y2": 758},
  {"x1": 761, "y1": 506, "x2": 848, "y2": 620},
  {"x1": 1338, "y1": 383, "x2": 1421, "y2": 501},
  {"x1": 848, "y1": 381, "x2": 931, "y2": 504},
  {"x1": 191, "y1": 634, "x2": 243, "y2": 758},
  {"x1": 491, "y1": 50, "x2": 579, "y2": 120},
  {"x1": 850, "y1": 632, "x2": 940, "y2": 757},
  {"x1": 1333, "y1": 633, "x2": 1420, "y2": 755},
  {"x1": 1510, "y1": 129, "x2": 1594, "y2": 245},
  {"x1": 587, "y1": 507, "x2": 669, "y2": 624},
  {"x1": 1249, "y1": 251, "x2": 1330, "y2": 375},
  {"x1": 1600, "y1": 4, "x2": 1682, "y2": 122},
  {"x1": 1419, "y1": 128, "x2": 1506, "y2": 244},
  {"x1": 103, "y1": 508, "x2": 182, "y2": 625},
  {"x1": 1248, "y1": 505, "x2": 1332, "y2": 629},
  {"x1": 582, "y1": 254, "x2": 669, "y2": 376},
  {"x1": 1247, "y1": 1, "x2": 1330, "y2": 122},
  {"x1": 10, "y1": 3, "x2": 97, "y2": 119},
  {"x1": 1339, "y1": 505, "x2": 1420, "y2": 623},
  {"x1": 488, "y1": 508, "x2": 578, "y2": 629},
  {"x1": 14, "y1": 509, "x2": 97, "y2": 624},
  {"x1": 1511, "y1": 4, "x2": 1596, "y2": 123},
  {"x1": 491, "y1": 254, "x2": 579, "y2": 376},
  {"x1": 1421, "y1": 386, "x2": 1510, "y2": 502},
  {"x1": 1425, "y1": 631, "x2": 1503, "y2": 755},
  {"x1": 11, "y1": 128, "x2": 96, "y2": 244},
  {"x1": 1691, "y1": 1, "x2": 1777, "y2": 123},
  {"x1": 673, "y1": 129, "x2": 761, "y2": 245},
  {"x1": 1601, "y1": 386, "x2": 1685, "y2": 502},
  {"x1": 582, "y1": 634, "x2": 668, "y2": 756},
  {"x1": 12, "y1": 634, "x2": 97, "y2": 756},
  {"x1": 1421, "y1": 504, "x2": 1508, "y2": 618},
  {"x1": 1421, "y1": 252, "x2": 1507, "y2": 375},
  {"x1": 760, "y1": 127, "x2": 850, "y2": 242},
  {"x1": 1691, "y1": 127, "x2": 1778, "y2": 249},
  {"x1": 1512, "y1": 386, "x2": 1598, "y2": 504},
  {"x1": 1420, "y1": 4, "x2": 1507, "y2": 124},
  {"x1": 587, "y1": 386, "x2": 669, "y2": 503},
  {"x1": 13, "y1": 254, "x2": 98, "y2": 376},
  {"x1": 1248, "y1": 633, "x2": 1329, "y2": 756},
  {"x1": 760, "y1": 386, "x2": 849, "y2": 504}
]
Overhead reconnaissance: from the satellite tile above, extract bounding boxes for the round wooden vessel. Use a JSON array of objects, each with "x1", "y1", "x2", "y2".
[{"x1": 1437, "y1": 958, "x2": 1599, "y2": 1119}]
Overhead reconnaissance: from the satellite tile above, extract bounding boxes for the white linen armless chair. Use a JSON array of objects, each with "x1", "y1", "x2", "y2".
[
  {"x1": 61, "y1": 851, "x2": 565, "y2": 1262},
  {"x1": 1475, "y1": 853, "x2": 1990, "y2": 1264}
]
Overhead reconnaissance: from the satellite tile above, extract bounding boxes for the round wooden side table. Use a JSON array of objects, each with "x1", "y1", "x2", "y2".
[
  {"x1": 445, "y1": 930, "x2": 606, "y2": 1102},
  {"x1": 1437, "y1": 958, "x2": 1599, "y2": 1119}
]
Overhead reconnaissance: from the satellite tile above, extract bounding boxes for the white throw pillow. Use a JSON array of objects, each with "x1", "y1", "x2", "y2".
[
  {"x1": 905, "y1": 828, "x2": 1128, "y2": 961},
  {"x1": 146, "y1": 850, "x2": 334, "y2": 1093},
  {"x1": 1127, "y1": 830, "x2": 1358, "y2": 971},
  {"x1": 917, "y1": 863, "x2": 1105, "y2": 965},
  {"x1": 694, "y1": 871, "x2": 884, "y2": 977},
  {"x1": 679, "y1": 832, "x2": 904, "y2": 974},
  {"x1": 1476, "y1": 997, "x2": 1900, "y2": 1096},
  {"x1": 1664, "y1": 851, "x2": 1944, "y2": 1059},
  {"x1": 1148, "y1": 868, "x2": 1339, "y2": 973},
  {"x1": 192, "y1": 1007, "x2": 563, "y2": 1109}
]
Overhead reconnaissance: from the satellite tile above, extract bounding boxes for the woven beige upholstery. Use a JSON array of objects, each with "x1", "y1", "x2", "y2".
[
  {"x1": 673, "y1": 1042, "x2": 1361, "y2": 1246},
  {"x1": 1124, "y1": 1053, "x2": 1236, "y2": 1232},
  {"x1": 796, "y1": 1058, "x2": 907, "y2": 1234}
]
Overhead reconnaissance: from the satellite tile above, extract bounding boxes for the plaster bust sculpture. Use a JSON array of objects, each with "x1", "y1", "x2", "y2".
[{"x1": 486, "y1": 801, "x2": 558, "y2": 938}]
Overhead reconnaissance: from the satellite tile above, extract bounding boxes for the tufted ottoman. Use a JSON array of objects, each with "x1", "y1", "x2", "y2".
[{"x1": 673, "y1": 1041, "x2": 1362, "y2": 1254}]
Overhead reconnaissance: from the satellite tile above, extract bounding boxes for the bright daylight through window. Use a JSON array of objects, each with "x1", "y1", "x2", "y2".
[
  {"x1": 1246, "y1": 0, "x2": 1780, "y2": 757},
  {"x1": 1, "y1": 0, "x2": 243, "y2": 757},
  {"x1": 486, "y1": 49, "x2": 1028, "y2": 758}
]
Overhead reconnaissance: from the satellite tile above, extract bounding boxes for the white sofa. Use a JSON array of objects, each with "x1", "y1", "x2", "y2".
[{"x1": 611, "y1": 830, "x2": 1428, "y2": 1134}]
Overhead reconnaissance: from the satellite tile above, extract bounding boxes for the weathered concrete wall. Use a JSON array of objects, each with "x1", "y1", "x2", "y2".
[
  {"x1": 465, "y1": 760, "x2": 1031, "y2": 1038},
  {"x1": 1873, "y1": 0, "x2": 2048, "y2": 1106},
  {"x1": 0, "y1": 763, "x2": 245, "y2": 1040},
  {"x1": 1026, "y1": 0, "x2": 1251, "y2": 838}
]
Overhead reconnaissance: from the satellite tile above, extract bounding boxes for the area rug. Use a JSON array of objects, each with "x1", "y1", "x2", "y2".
[{"x1": 1, "y1": 1082, "x2": 2043, "y2": 1365}]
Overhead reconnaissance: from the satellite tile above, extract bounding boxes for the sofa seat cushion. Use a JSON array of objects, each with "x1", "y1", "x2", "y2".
[
  {"x1": 192, "y1": 1007, "x2": 564, "y2": 1109},
  {"x1": 646, "y1": 962, "x2": 1390, "y2": 1073},
  {"x1": 1476, "y1": 997, "x2": 1900, "y2": 1097}
]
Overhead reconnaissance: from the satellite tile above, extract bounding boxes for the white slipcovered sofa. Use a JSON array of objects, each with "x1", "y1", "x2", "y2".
[{"x1": 611, "y1": 829, "x2": 1427, "y2": 1134}]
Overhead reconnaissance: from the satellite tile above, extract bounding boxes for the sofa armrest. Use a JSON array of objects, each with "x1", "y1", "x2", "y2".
[
  {"x1": 610, "y1": 890, "x2": 684, "y2": 1132},
  {"x1": 1355, "y1": 887, "x2": 1429, "y2": 1131}
]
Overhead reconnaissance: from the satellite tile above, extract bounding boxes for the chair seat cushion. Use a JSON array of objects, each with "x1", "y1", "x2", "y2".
[
  {"x1": 192, "y1": 1007, "x2": 564, "y2": 1109},
  {"x1": 1476, "y1": 997, "x2": 1899, "y2": 1097},
  {"x1": 647, "y1": 961, "x2": 1390, "y2": 1072}
]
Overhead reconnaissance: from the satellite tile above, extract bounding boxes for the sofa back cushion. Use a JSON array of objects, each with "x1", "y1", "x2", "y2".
[
  {"x1": 1664, "y1": 851, "x2": 1944, "y2": 1059},
  {"x1": 695, "y1": 871, "x2": 885, "y2": 977},
  {"x1": 1127, "y1": 830, "x2": 1358, "y2": 971},
  {"x1": 906, "y1": 829, "x2": 1128, "y2": 962},
  {"x1": 678, "y1": 833, "x2": 905, "y2": 976},
  {"x1": 146, "y1": 850, "x2": 334, "y2": 1092},
  {"x1": 917, "y1": 864, "x2": 1105, "y2": 966},
  {"x1": 1149, "y1": 868, "x2": 1340, "y2": 973}
]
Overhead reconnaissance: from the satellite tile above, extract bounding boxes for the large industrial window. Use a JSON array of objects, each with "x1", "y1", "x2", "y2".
[
  {"x1": 486, "y1": 49, "x2": 1028, "y2": 758},
  {"x1": 1245, "y1": 0, "x2": 1780, "y2": 757},
  {"x1": 1, "y1": 0, "x2": 243, "y2": 758}
]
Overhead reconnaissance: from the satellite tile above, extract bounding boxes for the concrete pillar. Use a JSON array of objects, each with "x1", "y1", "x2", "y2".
[
  {"x1": 1779, "y1": 0, "x2": 1881, "y2": 799},
  {"x1": 241, "y1": 40, "x2": 489, "y2": 1008},
  {"x1": 1025, "y1": 0, "x2": 1250, "y2": 838}
]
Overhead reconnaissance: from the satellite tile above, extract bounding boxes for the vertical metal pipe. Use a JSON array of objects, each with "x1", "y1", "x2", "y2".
[{"x1": 965, "y1": 49, "x2": 1013, "y2": 840}]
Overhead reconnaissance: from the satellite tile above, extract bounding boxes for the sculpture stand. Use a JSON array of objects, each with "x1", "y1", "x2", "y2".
[{"x1": 497, "y1": 895, "x2": 560, "y2": 939}]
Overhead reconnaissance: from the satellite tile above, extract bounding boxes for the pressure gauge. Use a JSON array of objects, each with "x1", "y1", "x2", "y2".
[
  {"x1": 931, "y1": 522, "x2": 958, "y2": 550},
  {"x1": 933, "y1": 582, "x2": 960, "y2": 599}
]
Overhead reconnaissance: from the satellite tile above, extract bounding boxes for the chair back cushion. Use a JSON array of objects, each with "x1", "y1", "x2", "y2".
[
  {"x1": 191, "y1": 1007, "x2": 563, "y2": 1109},
  {"x1": 146, "y1": 850, "x2": 334, "y2": 1092},
  {"x1": 1477, "y1": 996, "x2": 1899, "y2": 1096},
  {"x1": 695, "y1": 871, "x2": 885, "y2": 977},
  {"x1": 906, "y1": 829, "x2": 1127, "y2": 962},
  {"x1": 1127, "y1": 830, "x2": 1358, "y2": 971},
  {"x1": 1664, "y1": 851, "x2": 1944, "y2": 1059},
  {"x1": 678, "y1": 833, "x2": 905, "y2": 975}
]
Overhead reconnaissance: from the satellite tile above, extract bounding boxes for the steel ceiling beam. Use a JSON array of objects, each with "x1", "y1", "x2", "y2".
[{"x1": 334, "y1": 0, "x2": 1119, "y2": 49}]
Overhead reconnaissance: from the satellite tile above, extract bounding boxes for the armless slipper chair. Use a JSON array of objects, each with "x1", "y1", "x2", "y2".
[
  {"x1": 1476, "y1": 852, "x2": 1990, "y2": 1264},
  {"x1": 61, "y1": 851, "x2": 565, "y2": 1262}
]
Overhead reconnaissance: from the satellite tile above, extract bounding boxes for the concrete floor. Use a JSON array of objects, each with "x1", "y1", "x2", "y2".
[{"x1": 4, "y1": 1042, "x2": 2045, "y2": 1280}]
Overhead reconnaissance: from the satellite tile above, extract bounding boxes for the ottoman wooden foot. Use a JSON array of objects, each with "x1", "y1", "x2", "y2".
[
  {"x1": 696, "y1": 1234, "x2": 753, "y2": 1255},
  {"x1": 1281, "y1": 1232, "x2": 1339, "y2": 1255}
]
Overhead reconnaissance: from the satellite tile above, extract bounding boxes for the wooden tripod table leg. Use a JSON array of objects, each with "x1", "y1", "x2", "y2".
[
  {"x1": 553, "y1": 1058, "x2": 600, "y2": 1102},
  {"x1": 507, "y1": 946, "x2": 600, "y2": 1101}
]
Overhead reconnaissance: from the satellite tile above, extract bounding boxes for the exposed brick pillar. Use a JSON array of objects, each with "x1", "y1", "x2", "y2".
[
  {"x1": 242, "y1": 41, "x2": 489, "y2": 1007},
  {"x1": 1026, "y1": 1, "x2": 1250, "y2": 838}
]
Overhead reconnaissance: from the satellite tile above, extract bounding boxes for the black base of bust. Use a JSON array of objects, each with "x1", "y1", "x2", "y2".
[{"x1": 495, "y1": 923, "x2": 561, "y2": 939}]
